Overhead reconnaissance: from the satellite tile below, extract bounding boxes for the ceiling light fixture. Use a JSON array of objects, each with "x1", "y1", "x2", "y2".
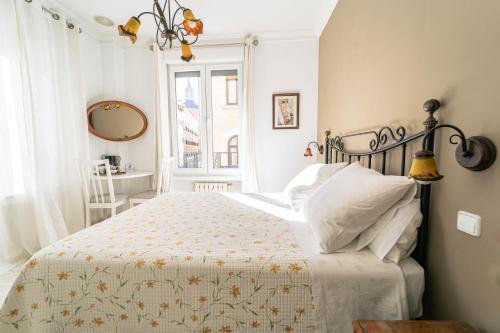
[
  {"x1": 94, "y1": 16, "x2": 115, "y2": 27},
  {"x1": 118, "y1": 0, "x2": 203, "y2": 62}
]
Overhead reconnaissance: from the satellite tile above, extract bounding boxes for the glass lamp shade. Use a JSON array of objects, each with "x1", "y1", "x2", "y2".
[
  {"x1": 118, "y1": 16, "x2": 141, "y2": 44},
  {"x1": 304, "y1": 147, "x2": 313, "y2": 157},
  {"x1": 183, "y1": 9, "x2": 199, "y2": 21},
  {"x1": 181, "y1": 41, "x2": 194, "y2": 62},
  {"x1": 183, "y1": 19, "x2": 203, "y2": 36},
  {"x1": 409, "y1": 150, "x2": 444, "y2": 184}
]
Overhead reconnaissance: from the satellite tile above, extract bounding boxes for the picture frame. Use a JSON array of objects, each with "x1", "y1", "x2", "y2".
[{"x1": 272, "y1": 93, "x2": 300, "y2": 129}]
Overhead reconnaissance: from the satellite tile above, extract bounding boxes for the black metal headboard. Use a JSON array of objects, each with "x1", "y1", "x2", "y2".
[{"x1": 324, "y1": 99, "x2": 441, "y2": 268}]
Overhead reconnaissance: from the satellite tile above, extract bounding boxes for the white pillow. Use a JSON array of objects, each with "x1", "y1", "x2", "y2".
[
  {"x1": 287, "y1": 184, "x2": 319, "y2": 211},
  {"x1": 283, "y1": 163, "x2": 347, "y2": 194},
  {"x1": 284, "y1": 163, "x2": 347, "y2": 211},
  {"x1": 369, "y1": 199, "x2": 422, "y2": 263},
  {"x1": 355, "y1": 184, "x2": 417, "y2": 250},
  {"x1": 303, "y1": 162, "x2": 416, "y2": 254}
]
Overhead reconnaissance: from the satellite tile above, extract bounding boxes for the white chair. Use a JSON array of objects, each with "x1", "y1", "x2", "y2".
[
  {"x1": 129, "y1": 157, "x2": 174, "y2": 207},
  {"x1": 80, "y1": 159, "x2": 128, "y2": 228}
]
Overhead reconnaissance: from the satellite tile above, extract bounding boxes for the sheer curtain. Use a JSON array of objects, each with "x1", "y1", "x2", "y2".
[
  {"x1": 153, "y1": 45, "x2": 172, "y2": 186},
  {"x1": 0, "y1": 0, "x2": 88, "y2": 269},
  {"x1": 241, "y1": 36, "x2": 259, "y2": 192}
]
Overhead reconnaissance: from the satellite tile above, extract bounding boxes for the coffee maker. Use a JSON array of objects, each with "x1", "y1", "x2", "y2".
[{"x1": 101, "y1": 155, "x2": 121, "y2": 168}]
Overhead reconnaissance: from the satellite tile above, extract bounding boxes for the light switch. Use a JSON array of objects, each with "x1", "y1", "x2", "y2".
[{"x1": 457, "y1": 211, "x2": 481, "y2": 237}]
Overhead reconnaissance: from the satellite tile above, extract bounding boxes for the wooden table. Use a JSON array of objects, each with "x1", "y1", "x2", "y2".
[{"x1": 353, "y1": 321, "x2": 477, "y2": 333}]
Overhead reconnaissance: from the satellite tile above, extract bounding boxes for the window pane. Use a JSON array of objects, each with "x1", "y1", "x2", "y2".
[
  {"x1": 211, "y1": 69, "x2": 239, "y2": 169},
  {"x1": 174, "y1": 71, "x2": 202, "y2": 169},
  {"x1": 226, "y1": 79, "x2": 238, "y2": 105}
]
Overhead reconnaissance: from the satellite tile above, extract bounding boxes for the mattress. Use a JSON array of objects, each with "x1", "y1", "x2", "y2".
[
  {"x1": 0, "y1": 192, "x2": 424, "y2": 333},
  {"x1": 226, "y1": 193, "x2": 424, "y2": 331}
]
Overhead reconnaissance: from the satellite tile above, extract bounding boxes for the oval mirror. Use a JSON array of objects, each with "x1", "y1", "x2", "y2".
[{"x1": 87, "y1": 101, "x2": 147, "y2": 141}]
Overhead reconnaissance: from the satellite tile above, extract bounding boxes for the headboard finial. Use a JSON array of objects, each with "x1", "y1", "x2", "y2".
[
  {"x1": 423, "y1": 99, "x2": 440, "y2": 128},
  {"x1": 325, "y1": 130, "x2": 331, "y2": 137}
]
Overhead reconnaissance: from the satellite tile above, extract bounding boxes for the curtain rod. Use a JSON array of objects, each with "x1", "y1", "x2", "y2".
[
  {"x1": 150, "y1": 38, "x2": 258, "y2": 51},
  {"x1": 24, "y1": 0, "x2": 82, "y2": 33}
]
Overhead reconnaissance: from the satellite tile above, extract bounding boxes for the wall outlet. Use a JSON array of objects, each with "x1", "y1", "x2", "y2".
[{"x1": 457, "y1": 211, "x2": 481, "y2": 237}]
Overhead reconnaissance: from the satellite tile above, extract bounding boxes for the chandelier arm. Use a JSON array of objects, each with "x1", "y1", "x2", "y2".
[
  {"x1": 179, "y1": 27, "x2": 188, "y2": 38},
  {"x1": 174, "y1": 27, "x2": 186, "y2": 41},
  {"x1": 174, "y1": 25, "x2": 198, "y2": 45},
  {"x1": 162, "y1": 0, "x2": 168, "y2": 19},
  {"x1": 166, "y1": 0, "x2": 172, "y2": 28},
  {"x1": 156, "y1": 28, "x2": 168, "y2": 49},
  {"x1": 171, "y1": 7, "x2": 184, "y2": 26},
  {"x1": 173, "y1": 0, "x2": 185, "y2": 11},
  {"x1": 153, "y1": 12, "x2": 162, "y2": 31},
  {"x1": 137, "y1": 11, "x2": 162, "y2": 20},
  {"x1": 186, "y1": 35, "x2": 199, "y2": 45},
  {"x1": 153, "y1": 0, "x2": 170, "y2": 31}
]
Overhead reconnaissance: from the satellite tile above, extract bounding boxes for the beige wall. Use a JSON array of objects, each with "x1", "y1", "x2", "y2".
[{"x1": 318, "y1": 0, "x2": 500, "y2": 331}]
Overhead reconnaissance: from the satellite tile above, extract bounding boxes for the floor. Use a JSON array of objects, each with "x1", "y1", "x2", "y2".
[{"x1": 0, "y1": 263, "x2": 24, "y2": 305}]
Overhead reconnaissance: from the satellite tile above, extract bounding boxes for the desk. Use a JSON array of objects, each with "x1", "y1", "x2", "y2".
[
  {"x1": 112, "y1": 171, "x2": 153, "y2": 180},
  {"x1": 112, "y1": 171, "x2": 154, "y2": 196}
]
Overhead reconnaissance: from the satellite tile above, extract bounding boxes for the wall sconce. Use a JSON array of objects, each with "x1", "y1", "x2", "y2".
[
  {"x1": 304, "y1": 141, "x2": 324, "y2": 157},
  {"x1": 409, "y1": 124, "x2": 497, "y2": 184}
]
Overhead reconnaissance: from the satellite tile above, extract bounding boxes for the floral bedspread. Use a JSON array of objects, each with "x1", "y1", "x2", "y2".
[{"x1": 0, "y1": 193, "x2": 315, "y2": 332}]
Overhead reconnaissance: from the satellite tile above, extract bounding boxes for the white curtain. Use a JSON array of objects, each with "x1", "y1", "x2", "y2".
[
  {"x1": 153, "y1": 45, "x2": 172, "y2": 187},
  {"x1": 241, "y1": 36, "x2": 259, "y2": 192},
  {"x1": 0, "y1": 0, "x2": 88, "y2": 269}
]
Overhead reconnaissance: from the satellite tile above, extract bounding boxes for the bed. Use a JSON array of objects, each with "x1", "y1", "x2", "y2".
[
  {"x1": 0, "y1": 191, "x2": 423, "y2": 333},
  {"x1": 1, "y1": 103, "x2": 445, "y2": 332}
]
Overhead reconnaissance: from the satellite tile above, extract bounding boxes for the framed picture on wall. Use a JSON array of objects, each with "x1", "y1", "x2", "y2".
[{"x1": 272, "y1": 93, "x2": 299, "y2": 129}]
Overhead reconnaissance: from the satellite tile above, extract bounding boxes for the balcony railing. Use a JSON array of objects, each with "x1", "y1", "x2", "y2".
[
  {"x1": 213, "y1": 152, "x2": 238, "y2": 169},
  {"x1": 181, "y1": 152, "x2": 201, "y2": 169},
  {"x1": 179, "y1": 152, "x2": 238, "y2": 169}
]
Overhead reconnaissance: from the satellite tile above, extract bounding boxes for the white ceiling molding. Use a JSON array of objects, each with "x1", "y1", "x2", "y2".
[{"x1": 315, "y1": 0, "x2": 340, "y2": 36}]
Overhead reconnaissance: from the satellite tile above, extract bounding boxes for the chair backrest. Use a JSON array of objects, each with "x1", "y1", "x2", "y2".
[
  {"x1": 79, "y1": 159, "x2": 117, "y2": 204},
  {"x1": 156, "y1": 157, "x2": 174, "y2": 196}
]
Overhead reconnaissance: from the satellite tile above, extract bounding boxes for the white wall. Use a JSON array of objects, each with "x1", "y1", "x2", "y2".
[
  {"x1": 80, "y1": 35, "x2": 155, "y2": 168},
  {"x1": 80, "y1": 35, "x2": 319, "y2": 193},
  {"x1": 253, "y1": 38, "x2": 319, "y2": 192},
  {"x1": 80, "y1": 34, "x2": 155, "y2": 200}
]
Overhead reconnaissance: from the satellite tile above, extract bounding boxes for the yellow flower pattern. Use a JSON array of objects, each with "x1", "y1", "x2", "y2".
[{"x1": 0, "y1": 193, "x2": 315, "y2": 332}]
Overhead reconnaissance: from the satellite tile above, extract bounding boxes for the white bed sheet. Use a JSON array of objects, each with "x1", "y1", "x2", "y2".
[{"x1": 224, "y1": 192, "x2": 424, "y2": 332}]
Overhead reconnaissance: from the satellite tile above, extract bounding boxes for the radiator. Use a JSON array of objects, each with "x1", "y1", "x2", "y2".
[{"x1": 194, "y1": 182, "x2": 230, "y2": 193}]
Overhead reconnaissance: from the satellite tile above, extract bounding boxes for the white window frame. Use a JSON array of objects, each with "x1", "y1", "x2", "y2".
[{"x1": 168, "y1": 63, "x2": 242, "y2": 176}]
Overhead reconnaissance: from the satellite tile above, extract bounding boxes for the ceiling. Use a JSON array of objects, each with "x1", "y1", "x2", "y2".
[{"x1": 50, "y1": 0, "x2": 338, "y2": 44}]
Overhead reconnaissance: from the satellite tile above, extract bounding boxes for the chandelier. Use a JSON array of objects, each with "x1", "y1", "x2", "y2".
[{"x1": 118, "y1": 0, "x2": 203, "y2": 62}]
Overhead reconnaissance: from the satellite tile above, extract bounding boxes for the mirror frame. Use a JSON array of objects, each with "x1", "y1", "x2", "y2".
[{"x1": 87, "y1": 100, "x2": 148, "y2": 142}]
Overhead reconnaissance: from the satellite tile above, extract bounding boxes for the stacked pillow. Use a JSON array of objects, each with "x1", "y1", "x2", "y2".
[
  {"x1": 300, "y1": 162, "x2": 420, "y2": 261},
  {"x1": 283, "y1": 162, "x2": 347, "y2": 211},
  {"x1": 371, "y1": 200, "x2": 422, "y2": 263}
]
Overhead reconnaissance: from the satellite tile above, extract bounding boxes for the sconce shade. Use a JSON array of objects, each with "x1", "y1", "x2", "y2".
[
  {"x1": 183, "y1": 19, "x2": 203, "y2": 36},
  {"x1": 118, "y1": 16, "x2": 141, "y2": 44},
  {"x1": 409, "y1": 150, "x2": 444, "y2": 183},
  {"x1": 304, "y1": 147, "x2": 313, "y2": 157},
  {"x1": 181, "y1": 41, "x2": 194, "y2": 62}
]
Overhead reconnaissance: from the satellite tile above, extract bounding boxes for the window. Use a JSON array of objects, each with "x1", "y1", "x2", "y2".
[
  {"x1": 169, "y1": 64, "x2": 242, "y2": 175},
  {"x1": 226, "y1": 77, "x2": 238, "y2": 105}
]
